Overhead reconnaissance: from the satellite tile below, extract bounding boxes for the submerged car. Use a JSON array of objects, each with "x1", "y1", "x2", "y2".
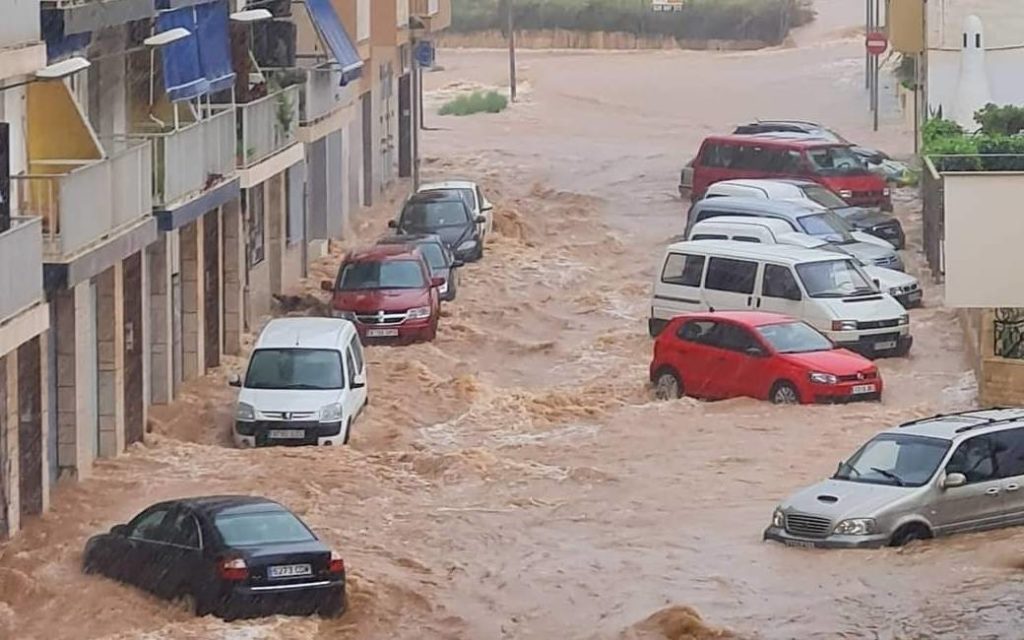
[
  {"x1": 650, "y1": 311, "x2": 882, "y2": 404},
  {"x1": 390, "y1": 191, "x2": 486, "y2": 262},
  {"x1": 376, "y1": 233, "x2": 463, "y2": 302},
  {"x1": 764, "y1": 408, "x2": 1024, "y2": 548},
  {"x1": 417, "y1": 180, "x2": 494, "y2": 245},
  {"x1": 82, "y1": 496, "x2": 347, "y2": 619}
]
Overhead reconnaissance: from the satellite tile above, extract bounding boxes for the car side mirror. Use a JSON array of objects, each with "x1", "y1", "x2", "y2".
[
  {"x1": 474, "y1": 215, "x2": 486, "y2": 224},
  {"x1": 943, "y1": 472, "x2": 967, "y2": 489},
  {"x1": 451, "y1": 260, "x2": 465, "y2": 268},
  {"x1": 110, "y1": 524, "x2": 128, "y2": 536},
  {"x1": 387, "y1": 220, "x2": 397, "y2": 228},
  {"x1": 430, "y1": 276, "x2": 445, "y2": 288},
  {"x1": 320, "y1": 279, "x2": 334, "y2": 292},
  {"x1": 482, "y1": 203, "x2": 493, "y2": 212},
  {"x1": 872, "y1": 278, "x2": 881, "y2": 289},
  {"x1": 350, "y1": 374, "x2": 366, "y2": 390},
  {"x1": 745, "y1": 346, "x2": 766, "y2": 358},
  {"x1": 228, "y1": 373, "x2": 241, "y2": 387}
]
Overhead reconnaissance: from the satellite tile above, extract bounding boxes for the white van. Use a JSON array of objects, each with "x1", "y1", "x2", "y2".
[
  {"x1": 649, "y1": 240, "x2": 912, "y2": 358},
  {"x1": 687, "y1": 217, "x2": 922, "y2": 308},
  {"x1": 230, "y1": 318, "x2": 369, "y2": 447}
]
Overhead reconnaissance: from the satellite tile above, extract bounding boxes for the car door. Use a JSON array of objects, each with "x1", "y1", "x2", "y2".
[
  {"x1": 758, "y1": 263, "x2": 806, "y2": 318},
  {"x1": 988, "y1": 427, "x2": 1024, "y2": 526},
  {"x1": 669, "y1": 319, "x2": 720, "y2": 397},
  {"x1": 702, "y1": 256, "x2": 759, "y2": 313},
  {"x1": 931, "y1": 434, "x2": 1007, "y2": 534},
  {"x1": 150, "y1": 507, "x2": 205, "y2": 599},
  {"x1": 475, "y1": 185, "x2": 493, "y2": 236},
  {"x1": 343, "y1": 341, "x2": 366, "y2": 421},
  {"x1": 708, "y1": 322, "x2": 773, "y2": 399},
  {"x1": 653, "y1": 252, "x2": 706, "y2": 321},
  {"x1": 124, "y1": 506, "x2": 175, "y2": 590}
]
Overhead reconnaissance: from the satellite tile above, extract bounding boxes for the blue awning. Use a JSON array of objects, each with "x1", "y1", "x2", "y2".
[
  {"x1": 156, "y1": 7, "x2": 209, "y2": 101},
  {"x1": 40, "y1": 9, "x2": 92, "y2": 63},
  {"x1": 194, "y1": 1, "x2": 236, "y2": 94},
  {"x1": 304, "y1": 0, "x2": 364, "y2": 86}
]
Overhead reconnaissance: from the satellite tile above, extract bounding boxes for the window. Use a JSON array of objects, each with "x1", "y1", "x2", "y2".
[
  {"x1": 731, "y1": 145, "x2": 767, "y2": 170},
  {"x1": 245, "y1": 348, "x2": 345, "y2": 390},
  {"x1": 796, "y1": 259, "x2": 874, "y2": 298},
  {"x1": 128, "y1": 508, "x2": 171, "y2": 542},
  {"x1": 246, "y1": 185, "x2": 265, "y2": 267},
  {"x1": 416, "y1": 242, "x2": 447, "y2": 270},
  {"x1": 714, "y1": 323, "x2": 760, "y2": 353},
  {"x1": 661, "y1": 253, "x2": 705, "y2": 287},
  {"x1": 691, "y1": 234, "x2": 728, "y2": 241},
  {"x1": 677, "y1": 320, "x2": 717, "y2": 344},
  {"x1": 777, "y1": 150, "x2": 804, "y2": 173},
  {"x1": 757, "y1": 322, "x2": 832, "y2": 354},
  {"x1": 345, "y1": 347, "x2": 356, "y2": 382},
  {"x1": 835, "y1": 434, "x2": 950, "y2": 487},
  {"x1": 350, "y1": 337, "x2": 365, "y2": 374},
  {"x1": 796, "y1": 211, "x2": 853, "y2": 239},
  {"x1": 762, "y1": 264, "x2": 802, "y2": 300},
  {"x1": 733, "y1": 236, "x2": 761, "y2": 243},
  {"x1": 696, "y1": 209, "x2": 751, "y2": 225},
  {"x1": 991, "y1": 428, "x2": 1024, "y2": 478},
  {"x1": 802, "y1": 184, "x2": 848, "y2": 209},
  {"x1": 214, "y1": 511, "x2": 315, "y2": 546},
  {"x1": 946, "y1": 435, "x2": 1000, "y2": 484},
  {"x1": 705, "y1": 257, "x2": 757, "y2": 294},
  {"x1": 338, "y1": 260, "x2": 427, "y2": 290},
  {"x1": 805, "y1": 146, "x2": 867, "y2": 176},
  {"x1": 700, "y1": 143, "x2": 737, "y2": 168},
  {"x1": 165, "y1": 510, "x2": 201, "y2": 548}
]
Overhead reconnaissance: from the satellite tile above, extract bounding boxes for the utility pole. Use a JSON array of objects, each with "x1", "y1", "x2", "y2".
[
  {"x1": 507, "y1": 0, "x2": 517, "y2": 102},
  {"x1": 411, "y1": 39, "x2": 421, "y2": 191},
  {"x1": 865, "y1": 0, "x2": 871, "y2": 89},
  {"x1": 873, "y1": 0, "x2": 881, "y2": 132}
]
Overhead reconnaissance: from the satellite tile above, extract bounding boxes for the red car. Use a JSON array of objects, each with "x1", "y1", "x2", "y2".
[
  {"x1": 321, "y1": 246, "x2": 443, "y2": 344},
  {"x1": 649, "y1": 312, "x2": 882, "y2": 405}
]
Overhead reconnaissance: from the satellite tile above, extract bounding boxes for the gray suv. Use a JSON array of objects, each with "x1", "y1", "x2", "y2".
[{"x1": 764, "y1": 408, "x2": 1024, "y2": 548}]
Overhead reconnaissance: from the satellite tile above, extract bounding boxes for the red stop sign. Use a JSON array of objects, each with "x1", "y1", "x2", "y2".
[{"x1": 866, "y1": 31, "x2": 888, "y2": 55}]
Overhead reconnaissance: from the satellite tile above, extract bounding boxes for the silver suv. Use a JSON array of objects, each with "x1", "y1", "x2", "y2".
[{"x1": 764, "y1": 408, "x2": 1024, "y2": 548}]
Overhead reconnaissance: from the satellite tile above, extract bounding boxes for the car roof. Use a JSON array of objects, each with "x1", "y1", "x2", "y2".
[
  {"x1": 666, "y1": 239, "x2": 845, "y2": 264},
  {"x1": 692, "y1": 216, "x2": 795, "y2": 232},
  {"x1": 705, "y1": 133, "x2": 845, "y2": 148},
  {"x1": 419, "y1": 180, "x2": 477, "y2": 191},
  {"x1": 376, "y1": 233, "x2": 444, "y2": 246},
  {"x1": 887, "y1": 408, "x2": 1024, "y2": 441},
  {"x1": 693, "y1": 196, "x2": 825, "y2": 217},
  {"x1": 670, "y1": 311, "x2": 796, "y2": 327},
  {"x1": 405, "y1": 190, "x2": 466, "y2": 204},
  {"x1": 255, "y1": 317, "x2": 354, "y2": 350},
  {"x1": 347, "y1": 244, "x2": 423, "y2": 261},
  {"x1": 151, "y1": 495, "x2": 287, "y2": 517},
  {"x1": 708, "y1": 179, "x2": 818, "y2": 194}
]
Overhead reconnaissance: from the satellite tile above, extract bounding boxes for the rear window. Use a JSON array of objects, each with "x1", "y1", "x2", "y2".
[
  {"x1": 416, "y1": 243, "x2": 447, "y2": 270},
  {"x1": 214, "y1": 511, "x2": 315, "y2": 546},
  {"x1": 661, "y1": 253, "x2": 705, "y2": 287},
  {"x1": 339, "y1": 260, "x2": 426, "y2": 290}
]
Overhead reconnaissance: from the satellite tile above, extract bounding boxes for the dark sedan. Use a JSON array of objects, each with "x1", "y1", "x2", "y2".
[
  {"x1": 82, "y1": 496, "x2": 347, "y2": 620},
  {"x1": 376, "y1": 233, "x2": 463, "y2": 301},
  {"x1": 389, "y1": 191, "x2": 486, "y2": 262}
]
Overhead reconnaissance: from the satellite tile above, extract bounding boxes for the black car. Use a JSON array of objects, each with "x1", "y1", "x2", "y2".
[
  {"x1": 772, "y1": 178, "x2": 906, "y2": 249},
  {"x1": 389, "y1": 191, "x2": 485, "y2": 262},
  {"x1": 376, "y1": 233, "x2": 463, "y2": 301},
  {"x1": 82, "y1": 496, "x2": 346, "y2": 620}
]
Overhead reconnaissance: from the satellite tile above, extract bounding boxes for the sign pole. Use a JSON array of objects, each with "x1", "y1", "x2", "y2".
[
  {"x1": 507, "y1": 0, "x2": 517, "y2": 103},
  {"x1": 411, "y1": 39, "x2": 421, "y2": 191}
]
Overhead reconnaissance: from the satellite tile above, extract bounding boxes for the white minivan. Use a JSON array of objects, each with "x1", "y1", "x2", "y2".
[
  {"x1": 230, "y1": 318, "x2": 369, "y2": 447},
  {"x1": 649, "y1": 240, "x2": 912, "y2": 358}
]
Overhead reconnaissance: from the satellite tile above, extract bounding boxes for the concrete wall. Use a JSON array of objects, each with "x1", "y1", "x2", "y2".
[
  {"x1": 223, "y1": 199, "x2": 245, "y2": 353},
  {"x1": 928, "y1": 0, "x2": 1024, "y2": 50}
]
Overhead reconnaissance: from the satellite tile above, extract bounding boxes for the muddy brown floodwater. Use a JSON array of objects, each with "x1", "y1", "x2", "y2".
[{"x1": 3, "y1": 1, "x2": 1022, "y2": 638}]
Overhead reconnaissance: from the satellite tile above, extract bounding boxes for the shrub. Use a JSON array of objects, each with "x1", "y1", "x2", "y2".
[
  {"x1": 439, "y1": 90, "x2": 509, "y2": 116},
  {"x1": 974, "y1": 103, "x2": 1024, "y2": 136}
]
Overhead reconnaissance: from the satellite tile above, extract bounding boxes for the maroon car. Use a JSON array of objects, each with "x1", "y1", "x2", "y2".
[{"x1": 322, "y1": 246, "x2": 443, "y2": 344}]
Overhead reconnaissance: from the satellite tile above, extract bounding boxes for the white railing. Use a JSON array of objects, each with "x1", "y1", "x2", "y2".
[
  {"x1": 237, "y1": 85, "x2": 300, "y2": 168},
  {"x1": 0, "y1": 0, "x2": 40, "y2": 49},
  {"x1": 143, "y1": 108, "x2": 236, "y2": 206},
  {"x1": 303, "y1": 68, "x2": 356, "y2": 124},
  {"x1": 0, "y1": 216, "x2": 43, "y2": 322},
  {"x1": 11, "y1": 141, "x2": 153, "y2": 259},
  {"x1": 358, "y1": 0, "x2": 371, "y2": 41}
]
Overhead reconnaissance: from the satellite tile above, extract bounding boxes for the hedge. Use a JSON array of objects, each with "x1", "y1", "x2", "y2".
[{"x1": 924, "y1": 117, "x2": 1024, "y2": 172}]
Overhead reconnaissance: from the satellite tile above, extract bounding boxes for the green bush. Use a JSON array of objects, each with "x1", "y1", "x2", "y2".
[
  {"x1": 924, "y1": 116, "x2": 1024, "y2": 172},
  {"x1": 439, "y1": 90, "x2": 509, "y2": 116},
  {"x1": 452, "y1": 0, "x2": 816, "y2": 45},
  {"x1": 974, "y1": 103, "x2": 1024, "y2": 136}
]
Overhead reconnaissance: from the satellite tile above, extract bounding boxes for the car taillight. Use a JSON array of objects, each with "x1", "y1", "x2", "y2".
[
  {"x1": 329, "y1": 551, "x2": 345, "y2": 574},
  {"x1": 218, "y1": 557, "x2": 249, "y2": 581}
]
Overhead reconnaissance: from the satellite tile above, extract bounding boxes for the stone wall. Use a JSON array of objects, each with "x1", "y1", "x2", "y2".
[{"x1": 959, "y1": 308, "x2": 1024, "y2": 407}]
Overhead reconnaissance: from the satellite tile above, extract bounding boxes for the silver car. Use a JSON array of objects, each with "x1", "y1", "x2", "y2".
[{"x1": 764, "y1": 408, "x2": 1024, "y2": 548}]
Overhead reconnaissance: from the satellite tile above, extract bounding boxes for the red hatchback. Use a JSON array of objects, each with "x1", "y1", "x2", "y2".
[
  {"x1": 322, "y1": 246, "x2": 443, "y2": 344},
  {"x1": 649, "y1": 312, "x2": 882, "y2": 405}
]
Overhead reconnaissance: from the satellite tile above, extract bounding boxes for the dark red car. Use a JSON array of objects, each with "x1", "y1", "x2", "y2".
[
  {"x1": 322, "y1": 246, "x2": 443, "y2": 344},
  {"x1": 649, "y1": 311, "x2": 882, "y2": 405}
]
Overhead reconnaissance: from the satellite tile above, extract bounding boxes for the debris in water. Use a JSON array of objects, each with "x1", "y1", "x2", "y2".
[{"x1": 622, "y1": 605, "x2": 735, "y2": 640}]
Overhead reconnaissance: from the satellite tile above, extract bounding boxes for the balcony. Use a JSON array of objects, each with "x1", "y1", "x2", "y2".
[
  {"x1": 11, "y1": 141, "x2": 154, "y2": 261},
  {"x1": 268, "y1": 68, "x2": 356, "y2": 126},
  {"x1": 410, "y1": 0, "x2": 451, "y2": 31},
  {"x1": 1, "y1": 0, "x2": 41, "y2": 49},
  {"x1": 235, "y1": 85, "x2": 301, "y2": 169},
  {"x1": 0, "y1": 217, "x2": 44, "y2": 323}
]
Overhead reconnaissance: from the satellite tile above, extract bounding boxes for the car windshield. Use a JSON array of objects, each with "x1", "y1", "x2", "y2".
[
  {"x1": 757, "y1": 322, "x2": 833, "y2": 354},
  {"x1": 416, "y1": 242, "x2": 448, "y2": 270},
  {"x1": 339, "y1": 260, "x2": 425, "y2": 290},
  {"x1": 430, "y1": 188, "x2": 477, "y2": 211},
  {"x1": 801, "y1": 184, "x2": 848, "y2": 209},
  {"x1": 833, "y1": 433, "x2": 951, "y2": 487},
  {"x1": 796, "y1": 211, "x2": 855, "y2": 243},
  {"x1": 796, "y1": 259, "x2": 877, "y2": 298},
  {"x1": 244, "y1": 348, "x2": 344, "y2": 390},
  {"x1": 805, "y1": 146, "x2": 868, "y2": 176},
  {"x1": 400, "y1": 200, "x2": 470, "y2": 229},
  {"x1": 214, "y1": 511, "x2": 315, "y2": 546}
]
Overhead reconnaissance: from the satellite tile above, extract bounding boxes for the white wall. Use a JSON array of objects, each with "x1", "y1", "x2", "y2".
[
  {"x1": 2, "y1": 87, "x2": 28, "y2": 176},
  {"x1": 929, "y1": 0, "x2": 1024, "y2": 49},
  {"x1": 927, "y1": 49, "x2": 1024, "y2": 122}
]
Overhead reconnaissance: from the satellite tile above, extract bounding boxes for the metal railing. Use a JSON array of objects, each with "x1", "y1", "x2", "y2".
[
  {"x1": 11, "y1": 141, "x2": 153, "y2": 260},
  {"x1": 0, "y1": 217, "x2": 43, "y2": 322},
  {"x1": 236, "y1": 85, "x2": 300, "y2": 168},
  {"x1": 0, "y1": 3, "x2": 40, "y2": 49}
]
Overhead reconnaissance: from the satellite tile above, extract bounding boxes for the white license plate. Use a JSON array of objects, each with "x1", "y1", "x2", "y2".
[
  {"x1": 874, "y1": 340, "x2": 897, "y2": 350},
  {"x1": 267, "y1": 563, "x2": 312, "y2": 579},
  {"x1": 366, "y1": 328, "x2": 399, "y2": 337},
  {"x1": 268, "y1": 429, "x2": 305, "y2": 439},
  {"x1": 907, "y1": 291, "x2": 922, "y2": 301},
  {"x1": 784, "y1": 539, "x2": 816, "y2": 549},
  {"x1": 851, "y1": 384, "x2": 877, "y2": 395}
]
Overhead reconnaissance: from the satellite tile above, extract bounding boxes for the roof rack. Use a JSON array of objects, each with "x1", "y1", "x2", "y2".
[{"x1": 898, "y1": 407, "x2": 1024, "y2": 432}]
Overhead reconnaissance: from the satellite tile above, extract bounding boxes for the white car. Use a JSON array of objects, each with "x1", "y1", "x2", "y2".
[
  {"x1": 418, "y1": 180, "x2": 494, "y2": 244},
  {"x1": 230, "y1": 318, "x2": 368, "y2": 447}
]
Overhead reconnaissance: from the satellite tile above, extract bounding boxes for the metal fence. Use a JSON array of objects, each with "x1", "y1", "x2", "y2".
[
  {"x1": 0, "y1": 217, "x2": 43, "y2": 322},
  {"x1": 237, "y1": 85, "x2": 300, "y2": 168}
]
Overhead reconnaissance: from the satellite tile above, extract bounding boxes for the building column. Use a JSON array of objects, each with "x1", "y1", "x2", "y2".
[
  {"x1": 181, "y1": 218, "x2": 206, "y2": 379},
  {"x1": 268, "y1": 173, "x2": 284, "y2": 296},
  {"x1": 0, "y1": 354, "x2": 16, "y2": 538},
  {"x1": 55, "y1": 284, "x2": 97, "y2": 479},
  {"x1": 147, "y1": 236, "x2": 173, "y2": 404},
  {"x1": 96, "y1": 265, "x2": 125, "y2": 458},
  {"x1": 222, "y1": 199, "x2": 244, "y2": 355}
]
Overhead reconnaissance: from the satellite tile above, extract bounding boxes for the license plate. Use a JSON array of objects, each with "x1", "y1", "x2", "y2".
[
  {"x1": 784, "y1": 539, "x2": 816, "y2": 549},
  {"x1": 874, "y1": 340, "x2": 897, "y2": 350},
  {"x1": 366, "y1": 328, "x2": 399, "y2": 337},
  {"x1": 267, "y1": 563, "x2": 312, "y2": 579},
  {"x1": 268, "y1": 429, "x2": 304, "y2": 439},
  {"x1": 907, "y1": 291, "x2": 922, "y2": 301},
  {"x1": 852, "y1": 384, "x2": 877, "y2": 394}
]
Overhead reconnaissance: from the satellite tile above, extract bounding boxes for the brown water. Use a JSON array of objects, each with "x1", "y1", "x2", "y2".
[{"x1": 3, "y1": 1, "x2": 1019, "y2": 638}]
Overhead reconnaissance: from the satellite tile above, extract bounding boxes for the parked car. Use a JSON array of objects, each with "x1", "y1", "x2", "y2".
[
  {"x1": 376, "y1": 233, "x2": 463, "y2": 302},
  {"x1": 686, "y1": 217, "x2": 922, "y2": 308},
  {"x1": 417, "y1": 180, "x2": 494, "y2": 243},
  {"x1": 230, "y1": 318, "x2": 367, "y2": 448},
  {"x1": 685, "y1": 197, "x2": 904, "y2": 271},
  {"x1": 650, "y1": 311, "x2": 882, "y2": 404},
  {"x1": 390, "y1": 191, "x2": 486, "y2": 262},
  {"x1": 322, "y1": 245, "x2": 443, "y2": 345},
  {"x1": 764, "y1": 407, "x2": 1024, "y2": 548},
  {"x1": 689, "y1": 132, "x2": 892, "y2": 210},
  {"x1": 648, "y1": 240, "x2": 912, "y2": 358},
  {"x1": 82, "y1": 496, "x2": 347, "y2": 619},
  {"x1": 702, "y1": 178, "x2": 905, "y2": 249}
]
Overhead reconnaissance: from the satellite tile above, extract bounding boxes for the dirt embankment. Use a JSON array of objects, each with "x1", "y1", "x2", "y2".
[{"x1": 438, "y1": 29, "x2": 770, "y2": 52}]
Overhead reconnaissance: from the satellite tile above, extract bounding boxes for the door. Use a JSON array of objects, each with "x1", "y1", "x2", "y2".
[
  {"x1": 348, "y1": 336, "x2": 368, "y2": 413},
  {"x1": 203, "y1": 210, "x2": 221, "y2": 370},
  {"x1": 984, "y1": 427, "x2": 1024, "y2": 526},
  {"x1": 123, "y1": 505, "x2": 174, "y2": 588},
  {"x1": 702, "y1": 256, "x2": 759, "y2": 313},
  {"x1": 931, "y1": 434, "x2": 1007, "y2": 534},
  {"x1": 123, "y1": 252, "x2": 144, "y2": 445},
  {"x1": 150, "y1": 508, "x2": 204, "y2": 599},
  {"x1": 342, "y1": 346, "x2": 362, "y2": 430},
  {"x1": 398, "y1": 73, "x2": 412, "y2": 178},
  {"x1": 652, "y1": 252, "x2": 706, "y2": 321},
  {"x1": 669, "y1": 319, "x2": 719, "y2": 398},
  {"x1": 702, "y1": 322, "x2": 771, "y2": 399},
  {"x1": 758, "y1": 263, "x2": 806, "y2": 318}
]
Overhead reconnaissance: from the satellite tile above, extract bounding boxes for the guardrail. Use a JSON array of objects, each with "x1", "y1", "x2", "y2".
[
  {"x1": 236, "y1": 85, "x2": 300, "y2": 168},
  {"x1": 0, "y1": 217, "x2": 43, "y2": 321}
]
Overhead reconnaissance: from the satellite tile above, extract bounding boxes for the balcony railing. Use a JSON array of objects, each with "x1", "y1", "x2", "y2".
[
  {"x1": 0, "y1": 1, "x2": 40, "y2": 49},
  {"x1": 265, "y1": 68, "x2": 356, "y2": 126},
  {"x1": 0, "y1": 216, "x2": 44, "y2": 322},
  {"x1": 11, "y1": 141, "x2": 153, "y2": 260},
  {"x1": 236, "y1": 85, "x2": 300, "y2": 168}
]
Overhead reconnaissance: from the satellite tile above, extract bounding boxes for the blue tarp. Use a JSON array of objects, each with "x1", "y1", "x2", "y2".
[
  {"x1": 156, "y1": 7, "x2": 209, "y2": 101},
  {"x1": 40, "y1": 9, "x2": 92, "y2": 63},
  {"x1": 195, "y1": 1, "x2": 236, "y2": 94},
  {"x1": 305, "y1": 0, "x2": 364, "y2": 86}
]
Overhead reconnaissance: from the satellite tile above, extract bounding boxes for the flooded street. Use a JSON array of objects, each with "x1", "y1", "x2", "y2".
[{"x1": 3, "y1": 1, "x2": 1022, "y2": 638}]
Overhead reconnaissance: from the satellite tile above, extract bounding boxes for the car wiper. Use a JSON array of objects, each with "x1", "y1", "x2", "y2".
[
  {"x1": 870, "y1": 467, "x2": 905, "y2": 486},
  {"x1": 280, "y1": 383, "x2": 329, "y2": 390}
]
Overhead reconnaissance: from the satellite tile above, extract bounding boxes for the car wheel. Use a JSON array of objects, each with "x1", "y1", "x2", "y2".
[
  {"x1": 81, "y1": 551, "x2": 99, "y2": 575},
  {"x1": 318, "y1": 592, "x2": 347, "y2": 619},
  {"x1": 890, "y1": 523, "x2": 932, "y2": 547},
  {"x1": 653, "y1": 368, "x2": 682, "y2": 400},
  {"x1": 173, "y1": 590, "x2": 199, "y2": 616},
  {"x1": 343, "y1": 419, "x2": 352, "y2": 445},
  {"x1": 770, "y1": 381, "x2": 801, "y2": 405}
]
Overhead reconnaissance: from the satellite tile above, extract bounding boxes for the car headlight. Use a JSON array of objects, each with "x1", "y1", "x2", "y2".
[
  {"x1": 898, "y1": 314, "x2": 909, "y2": 325},
  {"x1": 235, "y1": 402, "x2": 255, "y2": 422},
  {"x1": 319, "y1": 403, "x2": 344, "y2": 423},
  {"x1": 457, "y1": 240, "x2": 478, "y2": 252},
  {"x1": 831, "y1": 320, "x2": 858, "y2": 331},
  {"x1": 839, "y1": 189, "x2": 853, "y2": 199},
  {"x1": 407, "y1": 306, "x2": 432, "y2": 319},
  {"x1": 772, "y1": 508, "x2": 785, "y2": 528},
  {"x1": 809, "y1": 372, "x2": 838, "y2": 385},
  {"x1": 332, "y1": 310, "x2": 357, "y2": 322},
  {"x1": 882, "y1": 187, "x2": 891, "y2": 196},
  {"x1": 833, "y1": 518, "x2": 875, "y2": 536},
  {"x1": 889, "y1": 287, "x2": 900, "y2": 297}
]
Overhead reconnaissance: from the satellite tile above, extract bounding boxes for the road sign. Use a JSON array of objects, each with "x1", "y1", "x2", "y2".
[
  {"x1": 865, "y1": 31, "x2": 888, "y2": 56},
  {"x1": 414, "y1": 40, "x2": 435, "y2": 68},
  {"x1": 652, "y1": 0, "x2": 684, "y2": 11}
]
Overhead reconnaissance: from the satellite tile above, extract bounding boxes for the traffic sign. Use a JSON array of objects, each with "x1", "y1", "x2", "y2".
[
  {"x1": 865, "y1": 31, "x2": 888, "y2": 56},
  {"x1": 414, "y1": 40, "x2": 435, "y2": 68}
]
